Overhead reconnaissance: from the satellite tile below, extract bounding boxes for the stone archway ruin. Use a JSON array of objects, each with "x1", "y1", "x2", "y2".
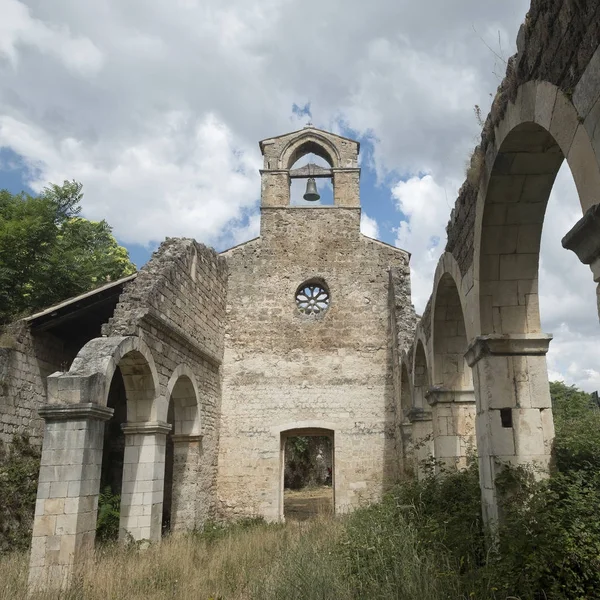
[{"x1": 14, "y1": 2, "x2": 600, "y2": 591}]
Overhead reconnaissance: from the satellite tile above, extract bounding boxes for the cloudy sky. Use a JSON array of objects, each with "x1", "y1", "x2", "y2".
[{"x1": 0, "y1": 0, "x2": 598, "y2": 391}]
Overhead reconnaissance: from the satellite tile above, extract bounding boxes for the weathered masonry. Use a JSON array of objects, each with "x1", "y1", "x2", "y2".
[{"x1": 0, "y1": 0, "x2": 598, "y2": 590}]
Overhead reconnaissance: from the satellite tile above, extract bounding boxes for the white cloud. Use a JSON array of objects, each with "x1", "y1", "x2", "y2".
[
  {"x1": 0, "y1": 0, "x2": 528, "y2": 248},
  {"x1": 360, "y1": 212, "x2": 379, "y2": 239},
  {"x1": 392, "y1": 174, "x2": 458, "y2": 313},
  {"x1": 539, "y1": 163, "x2": 600, "y2": 392},
  {"x1": 0, "y1": 111, "x2": 261, "y2": 245},
  {"x1": 0, "y1": 0, "x2": 104, "y2": 75}
]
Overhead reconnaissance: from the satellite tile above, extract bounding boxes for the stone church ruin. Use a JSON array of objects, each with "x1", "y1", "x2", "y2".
[{"x1": 1, "y1": 0, "x2": 600, "y2": 589}]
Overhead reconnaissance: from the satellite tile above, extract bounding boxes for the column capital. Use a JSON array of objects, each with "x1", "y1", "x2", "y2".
[
  {"x1": 407, "y1": 407, "x2": 433, "y2": 423},
  {"x1": 562, "y1": 203, "x2": 600, "y2": 282},
  {"x1": 121, "y1": 421, "x2": 172, "y2": 435},
  {"x1": 425, "y1": 387, "x2": 475, "y2": 406},
  {"x1": 38, "y1": 403, "x2": 114, "y2": 422},
  {"x1": 465, "y1": 333, "x2": 552, "y2": 367}
]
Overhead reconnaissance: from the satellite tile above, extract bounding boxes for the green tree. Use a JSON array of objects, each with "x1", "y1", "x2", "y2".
[
  {"x1": 0, "y1": 180, "x2": 136, "y2": 324},
  {"x1": 550, "y1": 380, "x2": 600, "y2": 473}
]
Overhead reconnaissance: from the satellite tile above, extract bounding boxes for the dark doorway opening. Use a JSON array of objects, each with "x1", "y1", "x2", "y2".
[
  {"x1": 162, "y1": 401, "x2": 175, "y2": 534},
  {"x1": 283, "y1": 433, "x2": 333, "y2": 520},
  {"x1": 98, "y1": 367, "x2": 126, "y2": 543}
]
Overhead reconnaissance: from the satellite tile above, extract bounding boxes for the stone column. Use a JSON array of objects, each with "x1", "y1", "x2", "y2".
[
  {"x1": 120, "y1": 422, "x2": 171, "y2": 542},
  {"x1": 170, "y1": 434, "x2": 202, "y2": 532},
  {"x1": 260, "y1": 170, "x2": 290, "y2": 207},
  {"x1": 333, "y1": 169, "x2": 360, "y2": 207},
  {"x1": 465, "y1": 334, "x2": 555, "y2": 527},
  {"x1": 28, "y1": 403, "x2": 113, "y2": 591},
  {"x1": 407, "y1": 408, "x2": 434, "y2": 479},
  {"x1": 426, "y1": 388, "x2": 476, "y2": 472}
]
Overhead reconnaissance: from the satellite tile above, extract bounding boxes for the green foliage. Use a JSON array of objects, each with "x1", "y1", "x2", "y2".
[
  {"x1": 392, "y1": 457, "x2": 485, "y2": 574},
  {"x1": 484, "y1": 382, "x2": 600, "y2": 599},
  {"x1": 494, "y1": 468, "x2": 600, "y2": 600},
  {"x1": 0, "y1": 435, "x2": 40, "y2": 553},
  {"x1": 550, "y1": 381, "x2": 600, "y2": 474},
  {"x1": 0, "y1": 180, "x2": 136, "y2": 324},
  {"x1": 95, "y1": 486, "x2": 121, "y2": 544},
  {"x1": 340, "y1": 494, "x2": 459, "y2": 600}
]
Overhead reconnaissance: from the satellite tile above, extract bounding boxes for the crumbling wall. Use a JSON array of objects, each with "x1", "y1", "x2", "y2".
[
  {"x1": 103, "y1": 238, "x2": 228, "y2": 526},
  {"x1": 0, "y1": 323, "x2": 74, "y2": 446}
]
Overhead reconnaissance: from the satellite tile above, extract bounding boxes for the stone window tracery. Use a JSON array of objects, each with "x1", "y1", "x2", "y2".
[{"x1": 295, "y1": 281, "x2": 330, "y2": 315}]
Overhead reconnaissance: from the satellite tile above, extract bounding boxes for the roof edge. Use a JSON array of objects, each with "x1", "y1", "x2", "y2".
[{"x1": 24, "y1": 273, "x2": 138, "y2": 323}]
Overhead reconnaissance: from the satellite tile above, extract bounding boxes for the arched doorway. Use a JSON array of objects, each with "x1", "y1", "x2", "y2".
[
  {"x1": 163, "y1": 368, "x2": 201, "y2": 534},
  {"x1": 280, "y1": 427, "x2": 334, "y2": 521}
]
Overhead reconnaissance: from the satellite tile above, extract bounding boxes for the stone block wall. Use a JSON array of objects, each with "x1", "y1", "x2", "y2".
[
  {"x1": 0, "y1": 323, "x2": 75, "y2": 446},
  {"x1": 218, "y1": 207, "x2": 414, "y2": 520},
  {"x1": 103, "y1": 238, "x2": 228, "y2": 526}
]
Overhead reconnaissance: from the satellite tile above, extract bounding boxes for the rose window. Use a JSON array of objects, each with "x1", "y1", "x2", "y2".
[{"x1": 296, "y1": 282, "x2": 330, "y2": 315}]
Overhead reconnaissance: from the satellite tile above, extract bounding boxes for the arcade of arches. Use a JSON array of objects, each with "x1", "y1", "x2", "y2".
[{"x1": 5, "y1": 2, "x2": 600, "y2": 589}]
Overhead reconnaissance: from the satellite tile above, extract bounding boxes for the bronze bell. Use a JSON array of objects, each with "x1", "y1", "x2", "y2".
[{"x1": 303, "y1": 177, "x2": 320, "y2": 202}]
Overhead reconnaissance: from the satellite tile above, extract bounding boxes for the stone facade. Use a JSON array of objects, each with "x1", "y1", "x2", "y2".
[{"x1": 218, "y1": 165, "x2": 413, "y2": 517}]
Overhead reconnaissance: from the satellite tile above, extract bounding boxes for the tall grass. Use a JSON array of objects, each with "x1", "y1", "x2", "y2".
[{"x1": 0, "y1": 510, "x2": 469, "y2": 600}]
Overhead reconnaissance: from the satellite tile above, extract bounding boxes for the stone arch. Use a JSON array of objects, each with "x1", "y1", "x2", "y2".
[
  {"x1": 409, "y1": 335, "x2": 434, "y2": 477},
  {"x1": 474, "y1": 82, "x2": 600, "y2": 336},
  {"x1": 467, "y1": 79, "x2": 600, "y2": 525},
  {"x1": 64, "y1": 335, "x2": 161, "y2": 422},
  {"x1": 412, "y1": 335, "x2": 430, "y2": 410},
  {"x1": 431, "y1": 271, "x2": 472, "y2": 389},
  {"x1": 162, "y1": 364, "x2": 202, "y2": 533},
  {"x1": 164, "y1": 364, "x2": 201, "y2": 435},
  {"x1": 280, "y1": 132, "x2": 341, "y2": 170},
  {"x1": 429, "y1": 264, "x2": 476, "y2": 470}
]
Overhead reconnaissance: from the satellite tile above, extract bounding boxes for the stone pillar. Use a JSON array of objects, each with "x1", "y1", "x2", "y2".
[
  {"x1": 120, "y1": 422, "x2": 170, "y2": 542},
  {"x1": 426, "y1": 388, "x2": 476, "y2": 472},
  {"x1": 465, "y1": 334, "x2": 555, "y2": 527},
  {"x1": 28, "y1": 403, "x2": 113, "y2": 591},
  {"x1": 170, "y1": 434, "x2": 202, "y2": 532},
  {"x1": 333, "y1": 169, "x2": 360, "y2": 207},
  {"x1": 260, "y1": 170, "x2": 290, "y2": 207},
  {"x1": 407, "y1": 408, "x2": 434, "y2": 479}
]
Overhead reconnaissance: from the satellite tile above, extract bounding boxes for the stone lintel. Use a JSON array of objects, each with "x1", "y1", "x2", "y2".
[
  {"x1": 38, "y1": 403, "x2": 114, "y2": 422},
  {"x1": 259, "y1": 169, "x2": 290, "y2": 176},
  {"x1": 465, "y1": 333, "x2": 552, "y2": 367},
  {"x1": 121, "y1": 421, "x2": 172, "y2": 435},
  {"x1": 289, "y1": 163, "x2": 332, "y2": 179},
  {"x1": 171, "y1": 434, "x2": 202, "y2": 444},
  {"x1": 561, "y1": 204, "x2": 600, "y2": 282},
  {"x1": 407, "y1": 407, "x2": 433, "y2": 423},
  {"x1": 425, "y1": 387, "x2": 476, "y2": 406}
]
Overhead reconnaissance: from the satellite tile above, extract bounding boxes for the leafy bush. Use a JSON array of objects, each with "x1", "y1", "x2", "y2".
[
  {"x1": 96, "y1": 486, "x2": 120, "y2": 543},
  {"x1": 0, "y1": 435, "x2": 40, "y2": 553}
]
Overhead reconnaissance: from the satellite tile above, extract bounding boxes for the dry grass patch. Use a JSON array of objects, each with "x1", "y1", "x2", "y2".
[{"x1": 0, "y1": 517, "x2": 345, "y2": 600}]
